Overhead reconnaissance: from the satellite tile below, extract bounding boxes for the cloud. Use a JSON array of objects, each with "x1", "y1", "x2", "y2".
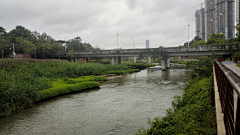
[{"x1": 0, "y1": 0, "x2": 200, "y2": 49}]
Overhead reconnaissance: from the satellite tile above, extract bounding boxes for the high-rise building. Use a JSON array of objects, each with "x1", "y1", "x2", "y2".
[
  {"x1": 196, "y1": 0, "x2": 236, "y2": 41},
  {"x1": 146, "y1": 40, "x2": 150, "y2": 48},
  {"x1": 195, "y1": 8, "x2": 205, "y2": 41},
  {"x1": 237, "y1": 0, "x2": 240, "y2": 25}
]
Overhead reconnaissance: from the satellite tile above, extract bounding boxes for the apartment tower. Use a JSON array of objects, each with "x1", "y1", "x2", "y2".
[{"x1": 200, "y1": 0, "x2": 235, "y2": 41}]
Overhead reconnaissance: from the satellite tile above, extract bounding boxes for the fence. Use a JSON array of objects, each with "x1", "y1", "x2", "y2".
[{"x1": 214, "y1": 59, "x2": 240, "y2": 135}]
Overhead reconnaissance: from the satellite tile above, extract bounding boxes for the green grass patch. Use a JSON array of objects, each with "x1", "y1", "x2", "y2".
[
  {"x1": 39, "y1": 82, "x2": 100, "y2": 101},
  {"x1": 38, "y1": 76, "x2": 107, "y2": 101},
  {"x1": 236, "y1": 63, "x2": 240, "y2": 68}
]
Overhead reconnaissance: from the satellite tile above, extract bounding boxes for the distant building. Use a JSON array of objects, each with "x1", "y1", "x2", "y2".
[
  {"x1": 204, "y1": 0, "x2": 235, "y2": 40},
  {"x1": 237, "y1": 0, "x2": 240, "y2": 26},
  {"x1": 195, "y1": 8, "x2": 205, "y2": 41},
  {"x1": 195, "y1": 0, "x2": 235, "y2": 41},
  {"x1": 146, "y1": 40, "x2": 150, "y2": 48}
]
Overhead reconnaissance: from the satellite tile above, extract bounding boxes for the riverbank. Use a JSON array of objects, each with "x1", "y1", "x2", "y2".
[
  {"x1": 137, "y1": 57, "x2": 217, "y2": 135},
  {"x1": 0, "y1": 62, "x2": 191, "y2": 135},
  {"x1": 0, "y1": 61, "x2": 154, "y2": 118}
]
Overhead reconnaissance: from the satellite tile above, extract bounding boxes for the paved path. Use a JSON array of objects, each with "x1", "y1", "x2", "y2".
[{"x1": 221, "y1": 61, "x2": 240, "y2": 77}]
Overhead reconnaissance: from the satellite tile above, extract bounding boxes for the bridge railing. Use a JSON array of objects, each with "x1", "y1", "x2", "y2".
[
  {"x1": 69, "y1": 44, "x2": 238, "y2": 55},
  {"x1": 214, "y1": 59, "x2": 240, "y2": 135}
]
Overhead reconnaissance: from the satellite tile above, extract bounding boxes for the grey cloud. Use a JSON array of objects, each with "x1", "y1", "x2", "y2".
[{"x1": 0, "y1": 0, "x2": 199, "y2": 48}]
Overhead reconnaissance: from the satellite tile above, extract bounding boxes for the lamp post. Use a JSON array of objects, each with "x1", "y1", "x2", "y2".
[
  {"x1": 132, "y1": 37, "x2": 134, "y2": 49},
  {"x1": 13, "y1": 43, "x2": 15, "y2": 59},
  {"x1": 188, "y1": 24, "x2": 190, "y2": 47},
  {"x1": 42, "y1": 45, "x2": 45, "y2": 59},
  {"x1": 85, "y1": 40, "x2": 87, "y2": 51},
  {"x1": 117, "y1": 33, "x2": 119, "y2": 49}
]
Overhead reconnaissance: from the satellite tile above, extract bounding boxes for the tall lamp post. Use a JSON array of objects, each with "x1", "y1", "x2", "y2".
[
  {"x1": 188, "y1": 24, "x2": 190, "y2": 47},
  {"x1": 85, "y1": 40, "x2": 87, "y2": 51},
  {"x1": 42, "y1": 45, "x2": 45, "y2": 59},
  {"x1": 132, "y1": 37, "x2": 134, "y2": 49},
  {"x1": 13, "y1": 43, "x2": 15, "y2": 59},
  {"x1": 117, "y1": 33, "x2": 119, "y2": 49}
]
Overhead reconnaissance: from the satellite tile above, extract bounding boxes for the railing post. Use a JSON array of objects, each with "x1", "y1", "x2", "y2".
[{"x1": 235, "y1": 96, "x2": 240, "y2": 135}]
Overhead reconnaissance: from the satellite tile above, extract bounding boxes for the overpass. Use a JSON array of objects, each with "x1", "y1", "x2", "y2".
[{"x1": 47, "y1": 44, "x2": 239, "y2": 70}]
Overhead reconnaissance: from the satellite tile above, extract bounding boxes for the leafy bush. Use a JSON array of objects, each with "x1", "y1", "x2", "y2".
[
  {"x1": 136, "y1": 57, "x2": 217, "y2": 135},
  {"x1": 137, "y1": 77, "x2": 216, "y2": 135}
]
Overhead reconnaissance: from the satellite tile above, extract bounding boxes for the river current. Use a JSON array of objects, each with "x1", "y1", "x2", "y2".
[{"x1": 0, "y1": 63, "x2": 191, "y2": 135}]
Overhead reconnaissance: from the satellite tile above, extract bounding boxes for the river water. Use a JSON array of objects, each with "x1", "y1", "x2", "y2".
[{"x1": 0, "y1": 63, "x2": 191, "y2": 135}]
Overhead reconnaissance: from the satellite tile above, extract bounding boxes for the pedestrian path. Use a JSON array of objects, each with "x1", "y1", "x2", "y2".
[{"x1": 221, "y1": 61, "x2": 240, "y2": 77}]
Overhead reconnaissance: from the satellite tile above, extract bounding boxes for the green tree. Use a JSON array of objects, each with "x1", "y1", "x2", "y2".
[
  {"x1": 236, "y1": 24, "x2": 240, "y2": 41},
  {"x1": 0, "y1": 26, "x2": 10, "y2": 58},
  {"x1": 68, "y1": 50, "x2": 74, "y2": 61},
  {"x1": 206, "y1": 33, "x2": 226, "y2": 45},
  {"x1": 16, "y1": 37, "x2": 36, "y2": 58},
  {"x1": 192, "y1": 40, "x2": 205, "y2": 46}
]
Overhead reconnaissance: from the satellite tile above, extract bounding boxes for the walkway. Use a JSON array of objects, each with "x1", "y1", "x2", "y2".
[{"x1": 222, "y1": 61, "x2": 240, "y2": 77}]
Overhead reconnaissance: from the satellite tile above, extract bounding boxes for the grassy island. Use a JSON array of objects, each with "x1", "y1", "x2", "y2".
[{"x1": 0, "y1": 61, "x2": 154, "y2": 117}]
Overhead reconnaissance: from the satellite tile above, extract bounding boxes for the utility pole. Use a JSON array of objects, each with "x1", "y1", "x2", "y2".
[
  {"x1": 117, "y1": 33, "x2": 119, "y2": 49},
  {"x1": 132, "y1": 37, "x2": 134, "y2": 49},
  {"x1": 13, "y1": 43, "x2": 15, "y2": 59},
  {"x1": 42, "y1": 45, "x2": 45, "y2": 59},
  {"x1": 188, "y1": 24, "x2": 190, "y2": 47}
]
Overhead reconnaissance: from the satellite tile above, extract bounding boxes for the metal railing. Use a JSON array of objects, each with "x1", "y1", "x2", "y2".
[{"x1": 214, "y1": 59, "x2": 240, "y2": 135}]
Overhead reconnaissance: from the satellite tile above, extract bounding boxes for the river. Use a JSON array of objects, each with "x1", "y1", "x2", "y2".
[{"x1": 0, "y1": 63, "x2": 191, "y2": 135}]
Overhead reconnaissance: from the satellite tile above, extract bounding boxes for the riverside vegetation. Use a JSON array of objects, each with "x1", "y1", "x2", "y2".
[
  {"x1": 137, "y1": 56, "x2": 217, "y2": 135},
  {"x1": 0, "y1": 61, "x2": 154, "y2": 118}
]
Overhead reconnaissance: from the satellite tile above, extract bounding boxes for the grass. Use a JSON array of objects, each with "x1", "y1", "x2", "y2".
[
  {"x1": 38, "y1": 76, "x2": 106, "y2": 101},
  {"x1": 0, "y1": 61, "x2": 154, "y2": 117}
]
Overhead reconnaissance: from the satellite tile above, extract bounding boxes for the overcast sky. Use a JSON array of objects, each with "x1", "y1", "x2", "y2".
[{"x1": 0, "y1": 0, "x2": 204, "y2": 49}]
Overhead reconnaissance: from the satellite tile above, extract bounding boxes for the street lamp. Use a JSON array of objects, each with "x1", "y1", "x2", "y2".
[
  {"x1": 85, "y1": 40, "x2": 87, "y2": 51},
  {"x1": 42, "y1": 45, "x2": 45, "y2": 59},
  {"x1": 117, "y1": 33, "x2": 119, "y2": 49},
  {"x1": 132, "y1": 37, "x2": 134, "y2": 49},
  {"x1": 188, "y1": 24, "x2": 190, "y2": 47},
  {"x1": 13, "y1": 43, "x2": 15, "y2": 59}
]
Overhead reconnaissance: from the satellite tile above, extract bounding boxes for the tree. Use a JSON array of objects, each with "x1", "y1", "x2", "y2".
[
  {"x1": 192, "y1": 40, "x2": 205, "y2": 46},
  {"x1": 16, "y1": 37, "x2": 36, "y2": 58},
  {"x1": 183, "y1": 36, "x2": 203, "y2": 47},
  {"x1": 68, "y1": 50, "x2": 74, "y2": 61},
  {"x1": 236, "y1": 24, "x2": 240, "y2": 41},
  {"x1": 0, "y1": 26, "x2": 10, "y2": 58},
  {"x1": 206, "y1": 33, "x2": 226, "y2": 45}
]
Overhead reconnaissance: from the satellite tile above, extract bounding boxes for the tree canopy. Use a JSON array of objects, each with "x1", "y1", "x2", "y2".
[{"x1": 0, "y1": 25, "x2": 100, "y2": 59}]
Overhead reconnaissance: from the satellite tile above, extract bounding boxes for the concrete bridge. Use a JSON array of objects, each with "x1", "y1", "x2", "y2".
[{"x1": 47, "y1": 44, "x2": 239, "y2": 70}]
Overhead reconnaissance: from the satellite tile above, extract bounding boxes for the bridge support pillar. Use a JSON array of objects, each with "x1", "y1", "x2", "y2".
[
  {"x1": 148, "y1": 56, "x2": 151, "y2": 64},
  {"x1": 112, "y1": 57, "x2": 115, "y2": 65},
  {"x1": 134, "y1": 57, "x2": 136, "y2": 63},
  {"x1": 161, "y1": 60, "x2": 166, "y2": 71},
  {"x1": 75, "y1": 57, "x2": 78, "y2": 63},
  {"x1": 118, "y1": 56, "x2": 121, "y2": 64},
  {"x1": 166, "y1": 58, "x2": 170, "y2": 69}
]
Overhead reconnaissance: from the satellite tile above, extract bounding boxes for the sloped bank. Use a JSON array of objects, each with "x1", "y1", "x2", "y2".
[{"x1": 137, "y1": 57, "x2": 217, "y2": 135}]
